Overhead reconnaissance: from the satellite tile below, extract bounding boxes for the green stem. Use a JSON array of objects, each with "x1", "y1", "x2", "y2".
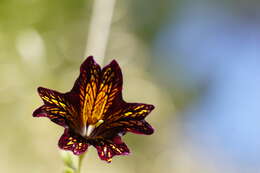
[{"x1": 77, "y1": 154, "x2": 85, "y2": 173}]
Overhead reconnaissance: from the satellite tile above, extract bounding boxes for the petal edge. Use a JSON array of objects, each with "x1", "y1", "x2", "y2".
[
  {"x1": 58, "y1": 129, "x2": 88, "y2": 155},
  {"x1": 91, "y1": 136, "x2": 130, "y2": 163}
]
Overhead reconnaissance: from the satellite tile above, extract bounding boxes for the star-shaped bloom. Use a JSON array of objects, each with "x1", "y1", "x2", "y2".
[{"x1": 33, "y1": 56, "x2": 154, "y2": 162}]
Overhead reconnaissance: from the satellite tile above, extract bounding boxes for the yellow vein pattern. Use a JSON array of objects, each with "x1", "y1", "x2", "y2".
[
  {"x1": 80, "y1": 65, "x2": 100, "y2": 125},
  {"x1": 38, "y1": 87, "x2": 77, "y2": 125},
  {"x1": 76, "y1": 59, "x2": 122, "y2": 126}
]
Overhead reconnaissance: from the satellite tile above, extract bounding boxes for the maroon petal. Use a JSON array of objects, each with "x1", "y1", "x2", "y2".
[
  {"x1": 38, "y1": 87, "x2": 67, "y2": 106},
  {"x1": 125, "y1": 120, "x2": 154, "y2": 135},
  {"x1": 58, "y1": 129, "x2": 88, "y2": 155},
  {"x1": 105, "y1": 103, "x2": 155, "y2": 122},
  {"x1": 34, "y1": 87, "x2": 80, "y2": 128},
  {"x1": 101, "y1": 59, "x2": 123, "y2": 95},
  {"x1": 69, "y1": 56, "x2": 101, "y2": 124},
  {"x1": 70, "y1": 57, "x2": 125, "y2": 125},
  {"x1": 91, "y1": 136, "x2": 130, "y2": 163},
  {"x1": 96, "y1": 119, "x2": 154, "y2": 137},
  {"x1": 96, "y1": 59, "x2": 124, "y2": 117},
  {"x1": 124, "y1": 103, "x2": 154, "y2": 120},
  {"x1": 70, "y1": 56, "x2": 101, "y2": 95},
  {"x1": 33, "y1": 105, "x2": 67, "y2": 127}
]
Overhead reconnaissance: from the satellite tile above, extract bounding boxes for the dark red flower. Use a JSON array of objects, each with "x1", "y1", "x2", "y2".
[{"x1": 33, "y1": 56, "x2": 154, "y2": 162}]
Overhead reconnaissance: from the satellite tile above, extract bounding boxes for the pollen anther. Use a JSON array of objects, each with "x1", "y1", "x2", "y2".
[{"x1": 85, "y1": 119, "x2": 104, "y2": 137}]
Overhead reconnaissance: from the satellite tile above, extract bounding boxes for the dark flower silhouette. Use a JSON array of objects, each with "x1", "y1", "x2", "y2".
[{"x1": 33, "y1": 56, "x2": 154, "y2": 162}]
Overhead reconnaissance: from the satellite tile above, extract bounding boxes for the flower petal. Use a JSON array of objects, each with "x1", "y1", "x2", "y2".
[
  {"x1": 124, "y1": 120, "x2": 154, "y2": 135},
  {"x1": 109, "y1": 120, "x2": 154, "y2": 135},
  {"x1": 100, "y1": 59, "x2": 123, "y2": 101},
  {"x1": 37, "y1": 87, "x2": 78, "y2": 120},
  {"x1": 71, "y1": 56, "x2": 101, "y2": 125},
  {"x1": 91, "y1": 136, "x2": 130, "y2": 163},
  {"x1": 91, "y1": 60, "x2": 123, "y2": 122},
  {"x1": 94, "y1": 103, "x2": 154, "y2": 136},
  {"x1": 33, "y1": 105, "x2": 67, "y2": 127},
  {"x1": 71, "y1": 56, "x2": 124, "y2": 125},
  {"x1": 71, "y1": 56, "x2": 101, "y2": 96},
  {"x1": 105, "y1": 103, "x2": 155, "y2": 122},
  {"x1": 58, "y1": 129, "x2": 88, "y2": 155}
]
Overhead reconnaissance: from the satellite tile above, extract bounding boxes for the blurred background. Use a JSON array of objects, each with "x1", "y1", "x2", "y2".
[{"x1": 0, "y1": 0, "x2": 260, "y2": 172}]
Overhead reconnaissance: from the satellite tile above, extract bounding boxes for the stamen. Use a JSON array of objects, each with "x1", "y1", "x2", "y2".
[
  {"x1": 85, "y1": 120, "x2": 104, "y2": 137},
  {"x1": 86, "y1": 124, "x2": 95, "y2": 137},
  {"x1": 81, "y1": 125, "x2": 87, "y2": 137},
  {"x1": 95, "y1": 119, "x2": 104, "y2": 127},
  {"x1": 118, "y1": 132, "x2": 123, "y2": 137}
]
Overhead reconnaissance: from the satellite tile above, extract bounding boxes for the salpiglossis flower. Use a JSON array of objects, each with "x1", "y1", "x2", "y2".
[{"x1": 33, "y1": 56, "x2": 154, "y2": 162}]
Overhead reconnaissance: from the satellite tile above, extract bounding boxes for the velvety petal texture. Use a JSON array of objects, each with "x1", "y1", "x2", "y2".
[
  {"x1": 91, "y1": 136, "x2": 129, "y2": 162},
  {"x1": 59, "y1": 129, "x2": 89, "y2": 155},
  {"x1": 33, "y1": 105, "x2": 67, "y2": 127},
  {"x1": 33, "y1": 56, "x2": 154, "y2": 163}
]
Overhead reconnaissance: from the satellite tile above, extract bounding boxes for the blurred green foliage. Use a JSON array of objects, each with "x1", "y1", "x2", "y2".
[{"x1": 128, "y1": 0, "x2": 173, "y2": 42}]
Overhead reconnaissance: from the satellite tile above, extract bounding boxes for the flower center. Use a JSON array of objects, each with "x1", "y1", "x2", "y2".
[{"x1": 81, "y1": 119, "x2": 104, "y2": 137}]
